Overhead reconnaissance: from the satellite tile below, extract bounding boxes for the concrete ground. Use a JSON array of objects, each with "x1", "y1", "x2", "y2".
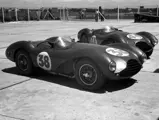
[{"x1": 0, "y1": 20, "x2": 159, "y2": 120}]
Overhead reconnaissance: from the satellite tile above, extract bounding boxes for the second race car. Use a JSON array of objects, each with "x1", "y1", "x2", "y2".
[
  {"x1": 6, "y1": 36, "x2": 146, "y2": 90},
  {"x1": 77, "y1": 26, "x2": 158, "y2": 58}
]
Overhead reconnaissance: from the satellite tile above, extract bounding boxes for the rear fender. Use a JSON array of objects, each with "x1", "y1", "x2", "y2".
[
  {"x1": 78, "y1": 28, "x2": 93, "y2": 40},
  {"x1": 137, "y1": 31, "x2": 158, "y2": 47},
  {"x1": 100, "y1": 34, "x2": 126, "y2": 45}
]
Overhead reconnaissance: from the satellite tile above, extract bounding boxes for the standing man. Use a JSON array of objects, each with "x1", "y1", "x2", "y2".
[
  {"x1": 95, "y1": 9, "x2": 99, "y2": 22},
  {"x1": 99, "y1": 6, "x2": 104, "y2": 21}
]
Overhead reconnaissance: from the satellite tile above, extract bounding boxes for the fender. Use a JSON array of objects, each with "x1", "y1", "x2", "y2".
[
  {"x1": 100, "y1": 33, "x2": 127, "y2": 45},
  {"x1": 5, "y1": 41, "x2": 36, "y2": 62},
  {"x1": 137, "y1": 31, "x2": 158, "y2": 47}
]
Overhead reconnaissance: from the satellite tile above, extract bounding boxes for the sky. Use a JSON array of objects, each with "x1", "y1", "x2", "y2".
[{"x1": 0, "y1": 0, "x2": 159, "y2": 8}]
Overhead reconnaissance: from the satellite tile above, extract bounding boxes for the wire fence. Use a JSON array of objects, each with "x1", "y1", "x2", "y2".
[
  {"x1": 0, "y1": 5, "x2": 158, "y2": 23},
  {"x1": 137, "y1": 5, "x2": 159, "y2": 16}
]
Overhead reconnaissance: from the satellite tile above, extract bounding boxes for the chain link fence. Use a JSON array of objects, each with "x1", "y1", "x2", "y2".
[{"x1": 0, "y1": 5, "x2": 159, "y2": 23}]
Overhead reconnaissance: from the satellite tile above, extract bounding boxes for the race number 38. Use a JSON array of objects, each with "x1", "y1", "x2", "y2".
[{"x1": 37, "y1": 52, "x2": 51, "y2": 71}]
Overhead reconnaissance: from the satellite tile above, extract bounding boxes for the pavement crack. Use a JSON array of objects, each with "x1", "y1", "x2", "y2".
[
  {"x1": 0, "y1": 78, "x2": 32, "y2": 91},
  {"x1": 0, "y1": 114, "x2": 25, "y2": 120}
]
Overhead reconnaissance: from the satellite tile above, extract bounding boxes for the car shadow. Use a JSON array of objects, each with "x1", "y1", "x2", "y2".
[
  {"x1": 154, "y1": 68, "x2": 159, "y2": 73},
  {"x1": 2, "y1": 67, "x2": 137, "y2": 94}
]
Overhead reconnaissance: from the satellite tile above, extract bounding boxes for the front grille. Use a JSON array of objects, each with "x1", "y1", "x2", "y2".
[
  {"x1": 136, "y1": 41, "x2": 152, "y2": 53},
  {"x1": 119, "y1": 59, "x2": 142, "y2": 77}
]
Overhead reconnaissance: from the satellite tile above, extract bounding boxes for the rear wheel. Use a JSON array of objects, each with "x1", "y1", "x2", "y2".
[
  {"x1": 15, "y1": 50, "x2": 33, "y2": 75},
  {"x1": 75, "y1": 59, "x2": 105, "y2": 91}
]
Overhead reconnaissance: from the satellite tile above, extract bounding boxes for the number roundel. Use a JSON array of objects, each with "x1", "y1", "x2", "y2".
[{"x1": 37, "y1": 52, "x2": 52, "y2": 71}]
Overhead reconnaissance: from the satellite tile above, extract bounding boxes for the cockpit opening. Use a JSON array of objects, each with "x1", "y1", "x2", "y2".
[
  {"x1": 46, "y1": 36, "x2": 72, "y2": 49},
  {"x1": 101, "y1": 26, "x2": 118, "y2": 33}
]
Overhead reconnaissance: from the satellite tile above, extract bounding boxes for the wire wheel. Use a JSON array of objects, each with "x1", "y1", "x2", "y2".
[
  {"x1": 79, "y1": 64, "x2": 97, "y2": 86},
  {"x1": 15, "y1": 50, "x2": 33, "y2": 75},
  {"x1": 75, "y1": 59, "x2": 105, "y2": 91}
]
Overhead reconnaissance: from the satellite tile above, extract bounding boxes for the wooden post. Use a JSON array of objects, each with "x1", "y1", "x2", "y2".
[
  {"x1": 66, "y1": 7, "x2": 68, "y2": 20},
  {"x1": 67, "y1": 8, "x2": 69, "y2": 20},
  {"x1": 137, "y1": 6, "x2": 140, "y2": 14},
  {"x1": 59, "y1": 8, "x2": 61, "y2": 20},
  {"x1": 2, "y1": 7, "x2": 5, "y2": 22},
  {"x1": 63, "y1": 7, "x2": 65, "y2": 20},
  {"x1": 15, "y1": 8, "x2": 18, "y2": 21},
  {"x1": 157, "y1": 5, "x2": 158, "y2": 16},
  {"x1": 27, "y1": 8, "x2": 30, "y2": 21},
  {"x1": 117, "y1": 5, "x2": 119, "y2": 21}
]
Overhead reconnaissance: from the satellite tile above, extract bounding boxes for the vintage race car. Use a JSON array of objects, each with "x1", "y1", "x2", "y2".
[
  {"x1": 6, "y1": 36, "x2": 146, "y2": 90},
  {"x1": 77, "y1": 26, "x2": 158, "y2": 58}
]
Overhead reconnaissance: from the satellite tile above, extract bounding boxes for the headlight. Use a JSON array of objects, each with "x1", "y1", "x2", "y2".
[
  {"x1": 109, "y1": 61, "x2": 116, "y2": 72},
  {"x1": 114, "y1": 60, "x2": 127, "y2": 73},
  {"x1": 109, "y1": 59, "x2": 127, "y2": 73},
  {"x1": 127, "y1": 34, "x2": 143, "y2": 40},
  {"x1": 106, "y1": 47, "x2": 129, "y2": 57}
]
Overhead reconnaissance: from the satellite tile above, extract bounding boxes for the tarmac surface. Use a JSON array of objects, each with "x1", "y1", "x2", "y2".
[{"x1": 0, "y1": 20, "x2": 159, "y2": 120}]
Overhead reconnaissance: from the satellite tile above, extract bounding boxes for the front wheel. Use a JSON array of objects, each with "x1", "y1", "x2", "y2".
[
  {"x1": 75, "y1": 59, "x2": 105, "y2": 91},
  {"x1": 15, "y1": 50, "x2": 33, "y2": 75}
]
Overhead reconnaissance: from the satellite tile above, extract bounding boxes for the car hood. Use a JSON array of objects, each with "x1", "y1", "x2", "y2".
[
  {"x1": 118, "y1": 31, "x2": 152, "y2": 45},
  {"x1": 73, "y1": 42, "x2": 146, "y2": 64},
  {"x1": 106, "y1": 43, "x2": 147, "y2": 63}
]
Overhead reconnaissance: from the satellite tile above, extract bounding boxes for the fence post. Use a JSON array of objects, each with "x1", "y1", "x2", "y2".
[
  {"x1": 117, "y1": 5, "x2": 119, "y2": 21},
  {"x1": 63, "y1": 7, "x2": 65, "y2": 20},
  {"x1": 59, "y1": 8, "x2": 61, "y2": 20},
  {"x1": 15, "y1": 8, "x2": 18, "y2": 21},
  {"x1": 157, "y1": 5, "x2": 158, "y2": 16},
  {"x1": 2, "y1": 7, "x2": 5, "y2": 22},
  {"x1": 66, "y1": 7, "x2": 69, "y2": 20},
  {"x1": 137, "y1": 6, "x2": 140, "y2": 14},
  {"x1": 27, "y1": 8, "x2": 30, "y2": 21}
]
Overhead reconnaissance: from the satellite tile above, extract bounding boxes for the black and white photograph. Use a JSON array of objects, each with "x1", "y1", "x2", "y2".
[{"x1": 0, "y1": 0, "x2": 159, "y2": 120}]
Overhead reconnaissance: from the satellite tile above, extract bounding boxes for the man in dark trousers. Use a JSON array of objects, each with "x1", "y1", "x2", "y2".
[{"x1": 99, "y1": 6, "x2": 104, "y2": 21}]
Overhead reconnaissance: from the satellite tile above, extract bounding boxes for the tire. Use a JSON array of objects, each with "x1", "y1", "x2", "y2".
[
  {"x1": 15, "y1": 50, "x2": 33, "y2": 75},
  {"x1": 146, "y1": 48, "x2": 153, "y2": 59},
  {"x1": 75, "y1": 59, "x2": 105, "y2": 91},
  {"x1": 81, "y1": 34, "x2": 89, "y2": 43}
]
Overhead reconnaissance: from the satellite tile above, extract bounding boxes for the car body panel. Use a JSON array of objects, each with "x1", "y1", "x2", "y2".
[
  {"x1": 78, "y1": 27, "x2": 158, "y2": 58},
  {"x1": 6, "y1": 36, "x2": 146, "y2": 80}
]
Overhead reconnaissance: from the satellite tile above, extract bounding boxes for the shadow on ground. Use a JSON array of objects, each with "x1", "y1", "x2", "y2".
[
  {"x1": 2, "y1": 67, "x2": 137, "y2": 93},
  {"x1": 154, "y1": 68, "x2": 159, "y2": 73}
]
